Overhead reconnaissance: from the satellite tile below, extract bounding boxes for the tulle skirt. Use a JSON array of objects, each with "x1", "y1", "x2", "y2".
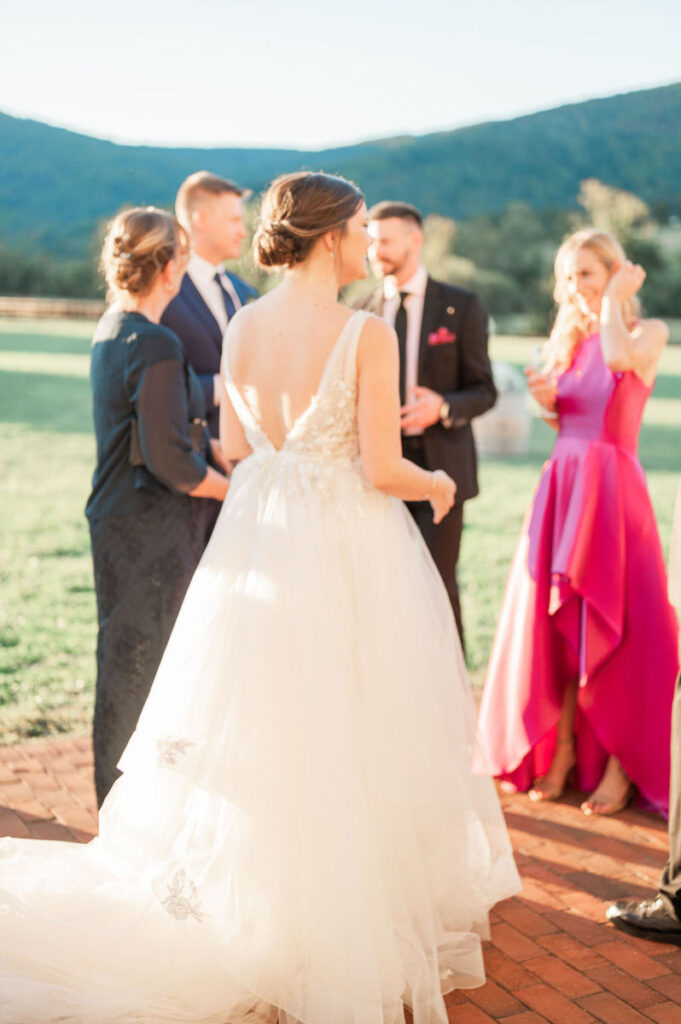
[{"x1": 0, "y1": 454, "x2": 519, "y2": 1023}]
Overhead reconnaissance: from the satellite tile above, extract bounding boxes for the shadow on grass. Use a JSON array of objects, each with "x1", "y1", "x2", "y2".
[
  {"x1": 651, "y1": 374, "x2": 681, "y2": 401},
  {"x1": 482, "y1": 422, "x2": 681, "y2": 474},
  {"x1": 0, "y1": 332, "x2": 92, "y2": 357},
  {"x1": 0, "y1": 369, "x2": 91, "y2": 434},
  {"x1": 639, "y1": 424, "x2": 681, "y2": 472}
]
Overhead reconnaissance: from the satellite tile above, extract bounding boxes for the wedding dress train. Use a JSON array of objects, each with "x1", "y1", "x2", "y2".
[{"x1": 0, "y1": 310, "x2": 519, "y2": 1023}]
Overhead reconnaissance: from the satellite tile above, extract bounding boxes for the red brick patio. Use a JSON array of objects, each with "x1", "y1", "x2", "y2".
[{"x1": 2, "y1": 736, "x2": 681, "y2": 1023}]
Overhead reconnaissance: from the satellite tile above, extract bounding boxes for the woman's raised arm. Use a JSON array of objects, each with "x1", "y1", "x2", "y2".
[{"x1": 601, "y1": 262, "x2": 669, "y2": 386}]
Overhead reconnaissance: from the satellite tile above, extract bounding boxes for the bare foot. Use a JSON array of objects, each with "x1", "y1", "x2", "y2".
[
  {"x1": 581, "y1": 756, "x2": 631, "y2": 815},
  {"x1": 529, "y1": 739, "x2": 576, "y2": 802}
]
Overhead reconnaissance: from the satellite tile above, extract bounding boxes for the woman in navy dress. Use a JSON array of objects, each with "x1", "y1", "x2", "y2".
[{"x1": 86, "y1": 207, "x2": 229, "y2": 805}]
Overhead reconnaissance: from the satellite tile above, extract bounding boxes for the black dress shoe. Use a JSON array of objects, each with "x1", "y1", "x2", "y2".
[{"x1": 606, "y1": 896, "x2": 681, "y2": 945}]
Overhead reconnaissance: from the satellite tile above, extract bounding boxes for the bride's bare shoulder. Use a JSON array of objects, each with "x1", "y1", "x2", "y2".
[
  {"x1": 357, "y1": 313, "x2": 397, "y2": 364},
  {"x1": 224, "y1": 291, "x2": 275, "y2": 341},
  {"x1": 233, "y1": 291, "x2": 270, "y2": 320}
]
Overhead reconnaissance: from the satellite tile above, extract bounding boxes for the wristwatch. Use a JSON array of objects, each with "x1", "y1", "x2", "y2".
[{"x1": 439, "y1": 400, "x2": 453, "y2": 429}]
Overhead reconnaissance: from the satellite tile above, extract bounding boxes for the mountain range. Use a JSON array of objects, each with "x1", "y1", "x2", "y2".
[{"x1": 1, "y1": 82, "x2": 680, "y2": 258}]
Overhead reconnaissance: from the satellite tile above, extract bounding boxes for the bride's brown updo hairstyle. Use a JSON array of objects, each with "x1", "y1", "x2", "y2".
[
  {"x1": 100, "y1": 207, "x2": 190, "y2": 302},
  {"x1": 254, "y1": 172, "x2": 364, "y2": 269}
]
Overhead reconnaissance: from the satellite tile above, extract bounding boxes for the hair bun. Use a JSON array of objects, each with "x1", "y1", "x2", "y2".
[
  {"x1": 254, "y1": 219, "x2": 303, "y2": 268},
  {"x1": 99, "y1": 208, "x2": 188, "y2": 301},
  {"x1": 253, "y1": 172, "x2": 364, "y2": 271}
]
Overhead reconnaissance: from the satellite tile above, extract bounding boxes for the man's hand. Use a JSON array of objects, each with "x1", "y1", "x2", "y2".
[{"x1": 400, "y1": 386, "x2": 443, "y2": 431}]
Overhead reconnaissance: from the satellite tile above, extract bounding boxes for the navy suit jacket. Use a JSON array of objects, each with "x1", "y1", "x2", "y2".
[{"x1": 161, "y1": 271, "x2": 258, "y2": 437}]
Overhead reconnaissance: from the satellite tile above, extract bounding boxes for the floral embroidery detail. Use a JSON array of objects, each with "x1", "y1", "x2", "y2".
[
  {"x1": 156, "y1": 735, "x2": 194, "y2": 767},
  {"x1": 292, "y1": 374, "x2": 359, "y2": 465},
  {"x1": 161, "y1": 870, "x2": 208, "y2": 922}
]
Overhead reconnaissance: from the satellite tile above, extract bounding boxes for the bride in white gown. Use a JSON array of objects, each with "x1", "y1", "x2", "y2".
[{"x1": 0, "y1": 172, "x2": 519, "y2": 1024}]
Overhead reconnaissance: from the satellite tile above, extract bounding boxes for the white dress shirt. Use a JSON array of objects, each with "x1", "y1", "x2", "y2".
[
  {"x1": 187, "y1": 254, "x2": 243, "y2": 406},
  {"x1": 382, "y1": 264, "x2": 428, "y2": 436},
  {"x1": 186, "y1": 254, "x2": 242, "y2": 336}
]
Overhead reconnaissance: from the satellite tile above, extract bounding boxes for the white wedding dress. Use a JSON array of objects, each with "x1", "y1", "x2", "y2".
[{"x1": 0, "y1": 310, "x2": 519, "y2": 1024}]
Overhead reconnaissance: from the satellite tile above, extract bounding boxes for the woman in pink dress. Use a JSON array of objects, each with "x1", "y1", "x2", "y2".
[{"x1": 477, "y1": 229, "x2": 679, "y2": 817}]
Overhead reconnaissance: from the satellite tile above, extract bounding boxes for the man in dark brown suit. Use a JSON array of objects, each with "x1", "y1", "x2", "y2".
[{"x1": 355, "y1": 201, "x2": 496, "y2": 652}]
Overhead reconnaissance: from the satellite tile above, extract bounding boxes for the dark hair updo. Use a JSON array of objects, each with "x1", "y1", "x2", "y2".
[
  {"x1": 254, "y1": 172, "x2": 364, "y2": 269},
  {"x1": 100, "y1": 206, "x2": 190, "y2": 301}
]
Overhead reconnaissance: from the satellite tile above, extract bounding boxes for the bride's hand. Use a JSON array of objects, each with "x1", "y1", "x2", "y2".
[{"x1": 428, "y1": 469, "x2": 456, "y2": 524}]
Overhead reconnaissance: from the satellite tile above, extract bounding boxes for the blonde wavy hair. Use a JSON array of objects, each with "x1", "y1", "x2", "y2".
[{"x1": 543, "y1": 229, "x2": 640, "y2": 372}]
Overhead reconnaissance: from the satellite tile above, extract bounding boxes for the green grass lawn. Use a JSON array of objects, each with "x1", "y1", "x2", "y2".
[
  {"x1": 0, "y1": 318, "x2": 97, "y2": 742},
  {"x1": 1, "y1": 317, "x2": 680, "y2": 742}
]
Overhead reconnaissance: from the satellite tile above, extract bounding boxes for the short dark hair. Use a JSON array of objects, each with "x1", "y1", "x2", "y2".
[
  {"x1": 175, "y1": 171, "x2": 247, "y2": 228},
  {"x1": 367, "y1": 201, "x2": 422, "y2": 227}
]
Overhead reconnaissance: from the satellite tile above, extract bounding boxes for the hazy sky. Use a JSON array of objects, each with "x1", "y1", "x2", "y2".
[{"x1": 2, "y1": 0, "x2": 680, "y2": 149}]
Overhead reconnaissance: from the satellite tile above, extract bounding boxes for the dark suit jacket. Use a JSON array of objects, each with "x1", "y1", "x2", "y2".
[
  {"x1": 161, "y1": 271, "x2": 258, "y2": 437},
  {"x1": 355, "y1": 276, "x2": 496, "y2": 502}
]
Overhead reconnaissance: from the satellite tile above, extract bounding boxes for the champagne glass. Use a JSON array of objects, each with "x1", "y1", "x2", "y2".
[
  {"x1": 526, "y1": 345, "x2": 545, "y2": 417},
  {"x1": 526, "y1": 344, "x2": 559, "y2": 420}
]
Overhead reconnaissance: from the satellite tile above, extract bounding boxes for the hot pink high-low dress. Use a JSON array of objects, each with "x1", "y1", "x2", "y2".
[{"x1": 477, "y1": 332, "x2": 679, "y2": 815}]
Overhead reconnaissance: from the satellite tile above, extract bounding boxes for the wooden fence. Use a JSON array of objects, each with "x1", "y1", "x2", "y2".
[{"x1": 0, "y1": 296, "x2": 105, "y2": 319}]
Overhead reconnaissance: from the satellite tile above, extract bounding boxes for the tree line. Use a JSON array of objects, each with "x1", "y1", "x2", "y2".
[
  {"x1": 416, "y1": 179, "x2": 681, "y2": 333},
  {"x1": 1, "y1": 179, "x2": 680, "y2": 334}
]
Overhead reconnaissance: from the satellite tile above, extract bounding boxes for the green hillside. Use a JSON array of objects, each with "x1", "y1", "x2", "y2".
[{"x1": 1, "y1": 82, "x2": 680, "y2": 258}]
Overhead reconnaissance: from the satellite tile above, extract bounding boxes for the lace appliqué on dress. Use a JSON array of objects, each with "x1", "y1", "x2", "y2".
[
  {"x1": 156, "y1": 736, "x2": 195, "y2": 767},
  {"x1": 281, "y1": 372, "x2": 377, "y2": 513},
  {"x1": 223, "y1": 310, "x2": 382, "y2": 515},
  {"x1": 161, "y1": 870, "x2": 208, "y2": 922},
  {"x1": 292, "y1": 375, "x2": 358, "y2": 464}
]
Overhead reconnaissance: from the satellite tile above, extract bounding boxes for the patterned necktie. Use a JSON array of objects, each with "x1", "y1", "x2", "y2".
[
  {"x1": 394, "y1": 292, "x2": 408, "y2": 405},
  {"x1": 214, "y1": 272, "x2": 237, "y2": 321}
]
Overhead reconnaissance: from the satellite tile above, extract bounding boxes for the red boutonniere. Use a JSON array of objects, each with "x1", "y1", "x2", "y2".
[{"x1": 428, "y1": 327, "x2": 457, "y2": 346}]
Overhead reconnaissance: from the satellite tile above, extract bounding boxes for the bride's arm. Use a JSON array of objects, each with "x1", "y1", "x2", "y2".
[
  {"x1": 357, "y1": 317, "x2": 455, "y2": 520},
  {"x1": 219, "y1": 386, "x2": 252, "y2": 461},
  {"x1": 219, "y1": 327, "x2": 253, "y2": 461}
]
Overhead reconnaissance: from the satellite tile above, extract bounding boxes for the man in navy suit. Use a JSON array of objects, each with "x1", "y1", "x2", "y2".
[{"x1": 162, "y1": 171, "x2": 258, "y2": 440}]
